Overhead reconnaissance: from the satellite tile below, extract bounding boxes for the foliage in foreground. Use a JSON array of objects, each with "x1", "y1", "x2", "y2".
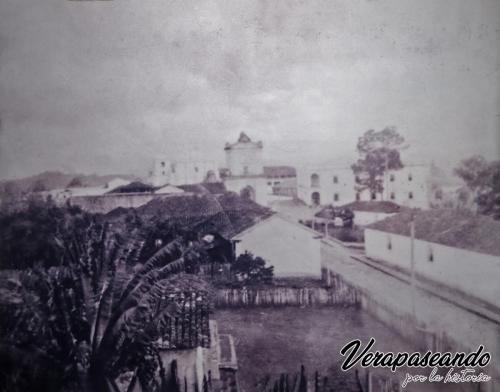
[{"x1": 0, "y1": 221, "x2": 210, "y2": 392}]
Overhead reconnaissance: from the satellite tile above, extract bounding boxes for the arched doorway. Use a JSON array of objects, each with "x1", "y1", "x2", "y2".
[
  {"x1": 311, "y1": 191, "x2": 320, "y2": 206},
  {"x1": 240, "y1": 185, "x2": 256, "y2": 202}
]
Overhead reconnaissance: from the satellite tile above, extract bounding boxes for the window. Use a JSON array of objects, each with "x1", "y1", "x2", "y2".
[
  {"x1": 334, "y1": 193, "x2": 339, "y2": 202},
  {"x1": 194, "y1": 166, "x2": 199, "y2": 173},
  {"x1": 428, "y1": 248, "x2": 434, "y2": 262},
  {"x1": 162, "y1": 171, "x2": 165, "y2": 176},
  {"x1": 333, "y1": 175, "x2": 338, "y2": 184},
  {"x1": 387, "y1": 237, "x2": 392, "y2": 250},
  {"x1": 243, "y1": 166, "x2": 249, "y2": 175},
  {"x1": 409, "y1": 192, "x2": 413, "y2": 199},
  {"x1": 371, "y1": 192, "x2": 377, "y2": 200},
  {"x1": 171, "y1": 163, "x2": 176, "y2": 173},
  {"x1": 161, "y1": 161, "x2": 165, "y2": 168},
  {"x1": 267, "y1": 182, "x2": 272, "y2": 186},
  {"x1": 435, "y1": 190, "x2": 443, "y2": 200},
  {"x1": 390, "y1": 192, "x2": 395, "y2": 200},
  {"x1": 390, "y1": 174, "x2": 395, "y2": 182},
  {"x1": 355, "y1": 193, "x2": 360, "y2": 201},
  {"x1": 408, "y1": 173, "x2": 413, "y2": 181},
  {"x1": 311, "y1": 173, "x2": 320, "y2": 188}
]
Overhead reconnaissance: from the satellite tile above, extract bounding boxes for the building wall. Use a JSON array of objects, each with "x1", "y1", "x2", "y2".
[
  {"x1": 224, "y1": 176, "x2": 269, "y2": 206},
  {"x1": 297, "y1": 167, "x2": 357, "y2": 206},
  {"x1": 383, "y1": 165, "x2": 431, "y2": 209},
  {"x1": 233, "y1": 215, "x2": 322, "y2": 278},
  {"x1": 352, "y1": 211, "x2": 396, "y2": 226},
  {"x1": 69, "y1": 193, "x2": 190, "y2": 214},
  {"x1": 225, "y1": 144, "x2": 264, "y2": 176},
  {"x1": 365, "y1": 229, "x2": 500, "y2": 307},
  {"x1": 150, "y1": 159, "x2": 219, "y2": 187},
  {"x1": 297, "y1": 164, "x2": 431, "y2": 208}
]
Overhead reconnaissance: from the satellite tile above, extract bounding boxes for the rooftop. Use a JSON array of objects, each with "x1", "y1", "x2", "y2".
[
  {"x1": 367, "y1": 209, "x2": 500, "y2": 256},
  {"x1": 224, "y1": 132, "x2": 263, "y2": 150},
  {"x1": 338, "y1": 201, "x2": 405, "y2": 213},
  {"x1": 263, "y1": 166, "x2": 297, "y2": 178}
]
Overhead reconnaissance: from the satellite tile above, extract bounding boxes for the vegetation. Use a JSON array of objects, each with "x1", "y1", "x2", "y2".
[
  {"x1": 0, "y1": 199, "x2": 93, "y2": 270},
  {"x1": 0, "y1": 218, "x2": 211, "y2": 392},
  {"x1": 231, "y1": 251, "x2": 274, "y2": 285},
  {"x1": 351, "y1": 127, "x2": 406, "y2": 197},
  {"x1": 454, "y1": 155, "x2": 500, "y2": 219}
]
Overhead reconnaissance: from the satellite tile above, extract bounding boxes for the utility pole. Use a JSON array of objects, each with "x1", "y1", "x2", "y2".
[{"x1": 410, "y1": 213, "x2": 417, "y2": 323}]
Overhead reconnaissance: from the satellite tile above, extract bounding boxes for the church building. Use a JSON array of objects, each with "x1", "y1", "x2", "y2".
[{"x1": 222, "y1": 132, "x2": 269, "y2": 206}]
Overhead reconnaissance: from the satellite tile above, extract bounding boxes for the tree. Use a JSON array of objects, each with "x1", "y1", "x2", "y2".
[
  {"x1": 232, "y1": 251, "x2": 273, "y2": 285},
  {"x1": 31, "y1": 179, "x2": 47, "y2": 193},
  {"x1": 351, "y1": 127, "x2": 405, "y2": 197},
  {"x1": 1, "y1": 222, "x2": 210, "y2": 392},
  {"x1": 454, "y1": 156, "x2": 500, "y2": 218},
  {"x1": 67, "y1": 176, "x2": 84, "y2": 188}
]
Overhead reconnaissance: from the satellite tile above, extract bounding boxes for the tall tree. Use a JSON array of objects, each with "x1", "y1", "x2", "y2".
[
  {"x1": 351, "y1": 127, "x2": 406, "y2": 197},
  {"x1": 455, "y1": 156, "x2": 500, "y2": 218}
]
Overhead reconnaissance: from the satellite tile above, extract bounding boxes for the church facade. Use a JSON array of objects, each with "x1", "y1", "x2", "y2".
[{"x1": 222, "y1": 132, "x2": 269, "y2": 206}]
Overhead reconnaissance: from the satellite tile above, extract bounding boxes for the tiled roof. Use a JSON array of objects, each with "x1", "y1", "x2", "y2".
[
  {"x1": 367, "y1": 209, "x2": 500, "y2": 256},
  {"x1": 338, "y1": 201, "x2": 404, "y2": 213},
  {"x1": 263, "y1": 166, "x2": 297, "y2": 178}
]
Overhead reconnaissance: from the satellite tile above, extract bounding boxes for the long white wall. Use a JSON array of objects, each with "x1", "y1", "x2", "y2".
[
  {"x1": 233, "y1": 215, "x2": 322, "y2": 278},
  {"x1": 365, "y1": 229, "x2": 500, "y2": 307}
]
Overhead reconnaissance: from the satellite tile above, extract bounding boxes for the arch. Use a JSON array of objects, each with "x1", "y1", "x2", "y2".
[
  {"x1": 310, "y1": 173, "x2": 320, "y2": 188},
  {"x1": 311, "y1": 191, "x2": 321, "y2": 206},
  {"x1": 240, "y1": 185, "x2": 256, "y2": 201}
]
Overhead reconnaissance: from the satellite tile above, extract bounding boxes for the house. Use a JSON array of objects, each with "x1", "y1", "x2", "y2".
[
  {"x1": 335, "y1": 201, "x2": 404, "y2": 226},
  {"x1": 297, "y1": 164, "x2": 433, "y2": 209},
  {"x1": 364, "y1": 209, "x2": 500, "y2": 308},
  {"x1": 149, "y1": 159, "x2": 220, "y2": 187},
  {"x1": 232, "y1": 214, "x2": 322, "y2": 278}
]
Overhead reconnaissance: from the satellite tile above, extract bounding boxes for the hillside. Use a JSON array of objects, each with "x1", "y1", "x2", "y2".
[{"x1": 0, "y1": 171, "x2": 137, "y2": 194}]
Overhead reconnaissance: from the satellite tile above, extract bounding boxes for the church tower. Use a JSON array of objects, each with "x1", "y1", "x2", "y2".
[{"x1": 224, "y1": 132, "x2": 264, "y2": 177}]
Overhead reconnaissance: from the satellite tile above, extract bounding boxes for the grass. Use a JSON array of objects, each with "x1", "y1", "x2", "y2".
[{"x1": 214, "y1": 307, "x2": 414, "y2": 392}]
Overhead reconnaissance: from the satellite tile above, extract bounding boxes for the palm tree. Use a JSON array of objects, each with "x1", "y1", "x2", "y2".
[{"x1": 1, "y1": 221, "x2": 210, "y2": 392}]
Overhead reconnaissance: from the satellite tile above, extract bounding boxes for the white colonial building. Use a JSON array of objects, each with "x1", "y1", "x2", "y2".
[
  {"x1": 232, "y1": 214, "x2": 322, "y2": 278},
  {"x1": 364, "y1": 209, "x2": 500, "y2": 308},
  {"x1": 297, "y1": 164, "x2": 433, "y2": 209},
  {"x1": 223, "y1": 132, "x2": 269, "y2": 206},
  {"x1": 149, "y1": 159, "x2": 219, "y2": 187}
]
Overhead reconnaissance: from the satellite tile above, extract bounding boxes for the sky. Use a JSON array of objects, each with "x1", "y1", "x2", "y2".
[{"x1": 0, "y1": 0, "x2": 499, "y2": 180}]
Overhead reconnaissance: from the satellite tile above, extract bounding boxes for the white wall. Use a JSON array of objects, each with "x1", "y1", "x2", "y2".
[
  {"x1": 224, "y1": 176, "x2": 269, "y2": 206},
  {"x1": 297, "y1": 167, "x2": 357, "y2": 206},
  {"x1": 353, "y1": 211, "x2": 396, "y2": 226},
  {"x1": 297, "y1": 164, "x2": 431, "y2": 209},
  {"x1": 225, "y1": 144, "x2": 263, "y2": 176},
  {"x1": 365, "y1": 229, "x2": 500, "y2": 307},
  {"x1": 383, "y1": 165, "x2": 431, "y2": 209},
  {"x1": 150, "y1": 159, "x2": 219, "y2": 187},
  {"x1": 233, "y1": 215, "x2": 322, "y2": 278}
]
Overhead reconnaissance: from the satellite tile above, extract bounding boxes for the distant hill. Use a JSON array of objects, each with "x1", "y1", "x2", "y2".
[{"x1": 0, "y1": 171, "x2": 138, "y2": 195}]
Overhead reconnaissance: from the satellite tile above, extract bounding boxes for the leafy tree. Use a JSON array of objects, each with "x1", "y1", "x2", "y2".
[
  {"x1": 0, "y1": 199, "x2": 91, "y2": 270},
  {"x1": 67, "y1": 176, "x2": 84, "y2": 188},
  {"x1": 0, "y1": 222, "x2": 210, "y2": 392},
  {"x1": 31, "y1": 179, "x2": 47, "y2": 192},
  {"x1": 351, "y1": 127, "x2": 405, "y2": 197},
  {"x1": 231, "y1": 251, "x2": 273, "y2": 285},
  {"x1": 454, "y1": 156, "x2": 500, "y2": 218}
]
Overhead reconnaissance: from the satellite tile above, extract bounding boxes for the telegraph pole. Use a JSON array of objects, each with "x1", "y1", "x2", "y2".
[{"x1": 410, "y1": 213, "x2": 417, "y2": 323}]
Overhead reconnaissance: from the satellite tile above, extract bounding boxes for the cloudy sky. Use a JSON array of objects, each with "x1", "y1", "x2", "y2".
[{"x1": 0, "y1": 0, "x2": 499, "y2": 180}]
